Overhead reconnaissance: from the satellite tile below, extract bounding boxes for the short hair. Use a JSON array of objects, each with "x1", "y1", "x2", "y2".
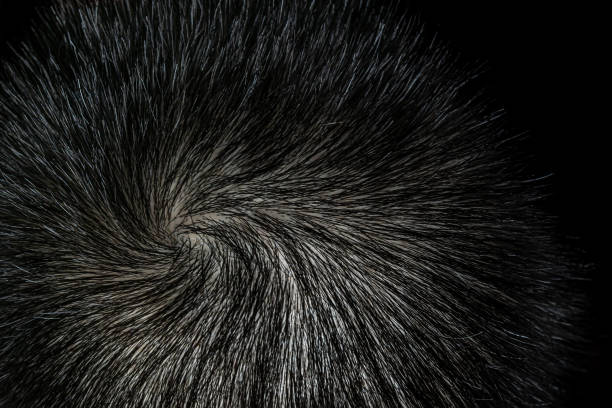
[{"x1": 0, "y1": 0, "x2": 582, "y2": 407}]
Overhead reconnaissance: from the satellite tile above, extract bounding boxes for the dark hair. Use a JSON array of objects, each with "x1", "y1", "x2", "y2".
[{"x1": 0, "y1": 0, "x2": 583, "y2": 406}]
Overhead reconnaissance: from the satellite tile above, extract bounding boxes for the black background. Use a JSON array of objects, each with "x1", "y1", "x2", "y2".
[
  {"x1": 411, "y1": 2, "x2": 608, "y2": 405},
  {"x1": 0, "y1": 0, "x2": 608, "y2": 405}
]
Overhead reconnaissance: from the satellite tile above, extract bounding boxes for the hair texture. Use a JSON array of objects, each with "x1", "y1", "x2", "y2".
[{"x1": 0, "y1": 0, "x2": 582, "y2": 407}]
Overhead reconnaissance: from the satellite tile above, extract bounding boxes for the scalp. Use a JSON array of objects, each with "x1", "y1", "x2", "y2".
[{"x1": 0, "y1": 1, "x2": 582, "y2": 407}]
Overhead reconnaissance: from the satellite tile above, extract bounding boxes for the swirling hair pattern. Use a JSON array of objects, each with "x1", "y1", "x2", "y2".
[{"x1": 0, "y1": 1, "x2": 583, "y2": 407}]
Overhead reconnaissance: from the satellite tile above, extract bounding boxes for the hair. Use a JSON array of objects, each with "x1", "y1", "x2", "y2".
[{"x1": 0, "y1": 0, "x2": 583, "y2": 407}]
